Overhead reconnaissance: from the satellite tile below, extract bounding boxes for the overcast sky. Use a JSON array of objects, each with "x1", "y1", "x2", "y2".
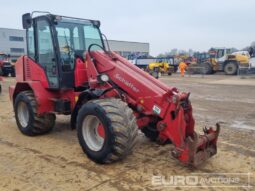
[{"x1": 0, "y1": 0, "x2": 254, "y2": 56}]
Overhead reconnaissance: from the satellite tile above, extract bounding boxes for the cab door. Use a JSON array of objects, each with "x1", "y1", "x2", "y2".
[
  {"x1": 55, "y1": 26, "x2": 75, "y2": 89},
  {"x1": 35, "y1": 18, "x2": 59, "y2": 89}
]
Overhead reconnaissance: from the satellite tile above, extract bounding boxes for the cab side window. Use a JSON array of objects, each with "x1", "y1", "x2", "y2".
[{"x1": 28, "y1": 26, "x2": 35, "y2": 60}]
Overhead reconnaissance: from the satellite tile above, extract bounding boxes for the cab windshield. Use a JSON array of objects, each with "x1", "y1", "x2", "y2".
[
  {"x1": 216, "y1": 49, "x2": 225, "y2": 58},
  {"x1": 55, "y1": 17, "x2": 104, "y2": 70},
  {"x1": 56, "y1": 18, "x2": 103, "y2": 51}
]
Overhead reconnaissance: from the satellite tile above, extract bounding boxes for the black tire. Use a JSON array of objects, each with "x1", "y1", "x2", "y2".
[
  {"x1": 14, "y1": 91, "x2": 56, "y2": 136},
  {"x1": 151, "y1": 71, "x2": 161, "y2": 79},
  {"x1": 224, "y1": 62, "x2": 238, "y2": 75},
  {"x1": 141, "y1": 124, "x2": 159, "y2": 142},
  {"x1": 77, "y1": 98, "x2": 138, "y2": 164},
  {"x1": 201, "y1": 62, "x2": 213, "y2": 74},
  {"x1": 141, "y1": 124, "x2": 171, "y2": 144},
  {"x1": 0, "y1": 68, "x2": 3, "y2": 76}
]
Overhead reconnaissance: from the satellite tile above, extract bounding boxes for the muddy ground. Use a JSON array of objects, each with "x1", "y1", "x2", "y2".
[{"x1": 0, "y1": 75, "x2": 254, "y2": 191}]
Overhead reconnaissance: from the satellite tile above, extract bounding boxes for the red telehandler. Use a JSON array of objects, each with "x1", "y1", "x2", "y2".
[{"x1": 9, "y1": 12, "x2": 220, "y2": 166}]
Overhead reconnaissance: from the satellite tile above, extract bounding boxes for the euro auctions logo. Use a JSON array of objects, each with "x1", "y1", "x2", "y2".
[{"x1": 151, "y1": 173, "x2": 252, "y2": 188}]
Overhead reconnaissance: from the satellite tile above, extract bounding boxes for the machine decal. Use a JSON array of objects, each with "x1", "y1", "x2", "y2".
[
  {"x1": 152, "y1": 105, "x2": 161, "y2": 115},
  {"x1": 114, "y1": 73, "x2": 140, "y2": 93}
]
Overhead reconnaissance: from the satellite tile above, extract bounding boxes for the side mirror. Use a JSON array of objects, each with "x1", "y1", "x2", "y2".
[
  {"x1": 92, "y1": 20, "x2": 101, "y2": 28},
  {"x1": 22, "y1": 13, "x2": 32, "y2": 29}
]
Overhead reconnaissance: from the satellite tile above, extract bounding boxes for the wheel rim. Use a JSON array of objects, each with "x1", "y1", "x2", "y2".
[
  {"x1": 227, "y1": 65, "x2": 234, "y2": 72},
  {"x1": 17, "y1": 101, "x2": 29, "y2": 128},
  {"x1": 82, "y1": 115, "x2": 105, "y2": 151},
  {"x1": 226, "y1": 63, "x2": 236, "y2": 74}
]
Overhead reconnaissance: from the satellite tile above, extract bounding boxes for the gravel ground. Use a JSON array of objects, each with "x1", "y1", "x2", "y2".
[{"x1": 0, "y1": 74, "x2": 254, "y2": 191}]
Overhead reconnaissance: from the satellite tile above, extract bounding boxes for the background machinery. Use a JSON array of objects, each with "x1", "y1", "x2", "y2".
[
  {"x1": 189, "y1": 51, "x2": 217, "y2": 74},
  {"x1": 147, "y1": 57, "x2": 176, "y2": 78},
  {"x1": 9, "y1": 12, "x2": 220, "y2": 167},
  {"x1": 189, "y1": 48, "x2": 250, "y2": 75},
  {"x1": 0, "y1": 52, "x2": 15, "y2": 77},
  {"x1": 212, "y1": 48, "x2": 250, "y2": 75},
  {"x1": 129, "y1": 57, "x2": 156, "y2": 70}
]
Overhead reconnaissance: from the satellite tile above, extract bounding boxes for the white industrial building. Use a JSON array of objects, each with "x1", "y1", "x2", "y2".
[
  {"x1": 0, "y1": 27, "x2": 149, "y2": 61},
  {"x1": 0, "y1": 28, "x2": 26, "y2": 61}
]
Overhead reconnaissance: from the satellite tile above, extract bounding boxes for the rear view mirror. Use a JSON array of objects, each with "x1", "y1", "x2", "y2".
[
  {"x1": 91, "y1": 20, "x2": 100, "y2": 28},
  {"x1": 22, "y1": 13, "x2": 32, "y2": 29}
]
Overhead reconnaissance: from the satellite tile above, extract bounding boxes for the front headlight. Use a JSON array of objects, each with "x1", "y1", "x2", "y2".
[{"x1": 98, "y1": 74, "x2": 110, "y2": 82}]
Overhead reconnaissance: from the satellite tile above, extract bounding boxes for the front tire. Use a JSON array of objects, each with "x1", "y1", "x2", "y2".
[
  {"x1": 14, "y1": 91, "x2": 56, "y2": 136},
  {"x1": 224, "y1": 62, "x2": 238, "y2": 75},
  {"x1": 77, "y1": 98, "x2": 138, "y2": 164}
]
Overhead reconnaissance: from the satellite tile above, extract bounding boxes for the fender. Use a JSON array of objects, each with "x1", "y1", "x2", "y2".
[
  {"x1": 11, "y1": 81, "x2": 55, "y2": 113},
  {"x1": 11, "y1": 81, "x2": 75, "y2": 114},
  {"x1": 70, "y1": 89, "x2": 104, "y2": 129},
  {"x1": 223, "y1": 60, "x2": 238, "y2": 67}
]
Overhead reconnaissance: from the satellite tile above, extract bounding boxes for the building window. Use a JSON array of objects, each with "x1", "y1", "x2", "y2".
[
  {"x1": 10, "y1": 48, "x2": 25, "y2": 53},
  {"x1": 9, "y1": 36, "x2": 24, "y2": 42}
]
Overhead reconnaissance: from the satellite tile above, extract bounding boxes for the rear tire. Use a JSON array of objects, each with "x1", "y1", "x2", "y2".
[
  {"x1": 14, "y1": 91, "x2": 56, "y2": 136},
  {"x1": 224, "y1": 62, "x2": 238, "y2": 75},
  {"x1": 77, "y1": 98, "x2": 138, "y2": 164}
]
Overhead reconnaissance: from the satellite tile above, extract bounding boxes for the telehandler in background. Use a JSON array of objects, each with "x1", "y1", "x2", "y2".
[{"x1": 147, "y1": 57, "x2": 176, "y2": 78}]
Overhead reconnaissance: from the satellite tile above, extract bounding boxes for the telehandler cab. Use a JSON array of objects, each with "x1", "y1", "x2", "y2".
[{"x1": 9, "y1": 12, "x2": 220, "y2": 166}]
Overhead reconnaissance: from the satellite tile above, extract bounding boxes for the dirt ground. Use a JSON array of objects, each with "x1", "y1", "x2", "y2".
[{"x1": 0, "y1": 74, "x2": 254, "y2": 191}]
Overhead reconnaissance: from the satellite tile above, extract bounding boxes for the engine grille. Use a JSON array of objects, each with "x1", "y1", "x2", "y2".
[{"x1": 25, "y1": 61, "x2": 31, "y2": 79}]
